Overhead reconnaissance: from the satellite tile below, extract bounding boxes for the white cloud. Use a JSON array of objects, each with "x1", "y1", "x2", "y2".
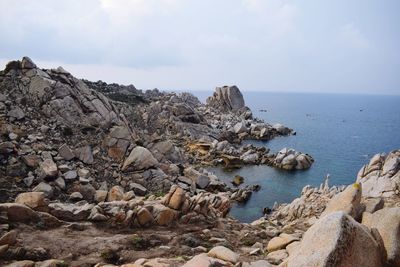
[{"x1": 338, "y1": 22, "x2": 370, "y2": 49}]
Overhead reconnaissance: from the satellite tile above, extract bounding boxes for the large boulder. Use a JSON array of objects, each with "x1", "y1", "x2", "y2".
[
  {"x1": 321, "y1": 183, "x2": 362, "y2": 219},
  {"x1": 286, "y1": 211, "x2": 383, "y2": 267},
  {"x1": 362, "y1": 207, "x2": 400, "y2": 266},
  {"x1": 206, "y1": 85, "x2": 245, "y2": 112},
  {"x1": 357, "y1": 150, "x2": 400, "y2": 198},
  {"x1": 15, "y1": 192, "x2": 47, "y2": 211},
  {"x1": 207, "y1": 246, "x2": 239, "y2": 263},
  {"x1": 122, "y1": 146, "x2": 158, "y2": 172}
]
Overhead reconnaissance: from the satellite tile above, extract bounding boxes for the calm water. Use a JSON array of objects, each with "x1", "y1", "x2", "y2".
[{"x1": 192, "y1": 91, "x2": 400, "y2": 222}]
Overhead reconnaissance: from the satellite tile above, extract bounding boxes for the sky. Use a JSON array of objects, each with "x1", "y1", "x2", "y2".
[{"x1": 0, "y1": 0, "x2": 399, "y2": 95}]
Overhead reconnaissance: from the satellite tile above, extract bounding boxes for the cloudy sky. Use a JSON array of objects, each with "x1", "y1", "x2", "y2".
[{"x1": 0, "y1": 0, "x2": 399, "y2": 94}]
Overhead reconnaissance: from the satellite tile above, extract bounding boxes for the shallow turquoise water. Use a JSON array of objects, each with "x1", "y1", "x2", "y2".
[{"x1": 193, "y1": 91, "x2": 400, "y2": 222}]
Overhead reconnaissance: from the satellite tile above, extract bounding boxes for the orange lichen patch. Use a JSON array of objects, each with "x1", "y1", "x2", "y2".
[{"x1": 186, "y1": 143, "x2": 212, "y2": 155}]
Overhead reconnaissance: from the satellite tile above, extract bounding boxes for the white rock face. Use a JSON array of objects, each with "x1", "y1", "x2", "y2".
[
  {"x1": 286, "y1": 211, "x2": 383, "y2": 267},
  {"x1": 357, "y1": 150, "x2": 400, "y2": 198}
]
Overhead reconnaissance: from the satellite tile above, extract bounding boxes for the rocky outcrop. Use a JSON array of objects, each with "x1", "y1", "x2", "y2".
[
  {"x1": 206, "y1": 85, "x2": 245, "y2": 112},
  {"x1": 286, "y1": 211, "x2": 383, "y2": 267},
  {"x1": 274, "y1": 148, "x2": 314, "y2": 170},
  {"x1": 2, "y1": 58, "x2": 120, "y2": 128},
  {"x1": 357, "y1": 150, "x2": 400, "y2": 198}
]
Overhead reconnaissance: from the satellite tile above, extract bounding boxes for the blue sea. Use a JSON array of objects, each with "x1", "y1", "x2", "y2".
[{"x1": 192, "y1": 91, "x2": 400, "y2": 222}]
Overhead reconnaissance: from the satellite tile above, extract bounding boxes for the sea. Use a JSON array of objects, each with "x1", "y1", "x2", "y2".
[{"x1": 191, "y1": 91, "x2": 400, "y2": 222}]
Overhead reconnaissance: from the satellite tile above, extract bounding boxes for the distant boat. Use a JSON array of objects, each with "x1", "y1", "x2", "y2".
[{"x1": 259, "y1": 109, "x2": 268, "y2": 112}]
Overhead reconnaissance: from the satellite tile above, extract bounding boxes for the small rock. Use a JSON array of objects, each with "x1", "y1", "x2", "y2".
[
  {"x1": 232, "y1": 175, "x2": 244, "y2": 186},
  {"x1": 107, "y1": 185, "x2": 124, "y2": 201},
  {"x1": 8, "y1": 106, "x2": 25, "y2": 120},
  {"x1": 69, "y1": 192, "x2": 84, "y2": 201},
  {"x1": 0, "y1": 230, "x2": 18, "y2": 246},
  {"x1": 58, "y1": 144, "x2": 75, "y2": 161},
  {"x1": 129, "y1": 183, "x2": 148, "y2": 196},
  {"x1": 95, "y1": 190, "x2": 108, "y2": 203},
  {"x1": 33, "y1": 182, "x2": 54, "y2": 198},
  {"x1": 39, "y1": 159, "x2": 58, "y2": 178}
]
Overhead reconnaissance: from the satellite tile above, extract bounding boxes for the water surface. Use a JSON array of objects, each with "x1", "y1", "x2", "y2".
[{"x1": 193, "y1": 91, "x2": 400, "y2": 222}]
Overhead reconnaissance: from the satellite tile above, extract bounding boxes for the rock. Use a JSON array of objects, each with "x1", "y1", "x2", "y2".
[
  {"x1": 363, "y1": 197, "x2": 384, "y2": 213},
  {"x1": 22, "y1": 155, "x2": 40, "y2": 168},
  {"x1": 0, "y1": 230, "x2": 18, "y2": 246},
  {"x1": 153, "y1": 204, "x2": 176, "y2": 226},
  {"x1": 183, "y1": 253, "x2": 227, "y2": 267},
  {"x1": 15, "y1": 192, "x2": 47, "y2": 210},
  {"x1": 137, "y1": 207, "x2": 154, "y2": 226},
  {"x1": 77, "y1": 168, "x2": 90, "y2": 178},
  {"x1": 104, "y1": 126, "x2": 131, "y2": 160},
  {"x1": 286, "y1": 241, "x2": 300, "y2": 255},
  {"x1": 233, "y1": 121, "x2": 248, "y2": 134},
  {"x1": 129, "y1": 183, "x2": 148, "y2": 196},
  {"x1": 362, "y1": 207, "x2": 400, "y2": 266},
  {"x1": 242, "y1": 260, "x2": 272, "y2": 267},
  {"x1": 286, "y1": 211, "x2": 383, "y2": 267},
  {"x1": 267, "y1": 233, "x2": 299, "y2": 252},
  {"x1": 8, "y1": 106, "x2": 25, "y2": 120},
  {"x1": 232, "y1": 175, "x2": 244, "y2": 186},
  {"x1": 167, "y1": 187, "x2": 186, "y2": 210},
  {"x1": 207, "y1": 245, "x2": 239, "y2": 263},
  {"x1": 64, "y1": 170, "x2": 77, "y2": 180},
  {"x1": 206, "y1": 85, "x2": 245, "y2": 112},
  {"x1": 266, "y1": 249, "x2": 288, "y2": 265},
  {"x1": 39, "y1": 159, "x2": 58, "y2": 178},
  {"x1": 0, "y1": 203, "x2": 40, "y2": 222},
  {"x1": 150, "y1": 140, "x2": 184, "y2": 163},
  {"x1": 321, "y1": 183, "x2": 362, "y2": 219},
  {"x1": 273, "y1": 123, "x2": 291, "y2": 135},
  {"x1": 357, "y1": 150, "x2": 400, "y2": 197},
  {"x1": 122, "y1": 146, "x2": 158, "y2": 172},
  {"x1": 58, "y1": 144, "x2": 75, "y2": 160},
  {"x1": 49, "y1": 202, "x2": 93, "y2": 221},
  {"x1": 54, "y1": 177, "x2": 66, "y2": 190},
  {"x1": 107, "y1": 186, "x2": 124, "y2": 201},
  {"x1": 4, "y1": 260, "x2": 35, "y2": 267},
  {"x1": 195, "y1": 175, "x2": 210, "y2": 189},
  {"x1": 33, "y1": 182, "x2": 54, "y2": 198},
  {"x1": 69, "y1": 192, "x2": 84, "y2": 201},
  {"x1": 0, "y1": 244, "x2": 8, "y2": 258},
  {"x1": 75, "y1": 145, "x2": 94, "y2": 164},
  {"x1": 0, "y1": 142, "x2": 15, "y2": 155},
  {"x1": 95, "y1": 190, "x2": 108, "y2": 202},
  {"x1": 21, "y1": 56, "x2": 37, "y2": 69}
]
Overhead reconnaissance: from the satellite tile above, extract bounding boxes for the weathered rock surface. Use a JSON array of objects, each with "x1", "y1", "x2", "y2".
[
  {"x1": 286, "y1": 211, "x2": 383, "y2": 267},
  {"x1": 357, "y1": 150, "x2": 400, "y2": 198},
  {"x1": 362, "y1": 207, "x2": 400, "y2": 266},
  {"x1": 207, "y1": 245, "x2": 239, "y2": 263},
  {"x1": 321, "y1": 183, "x2": 363, "y2": 219}
]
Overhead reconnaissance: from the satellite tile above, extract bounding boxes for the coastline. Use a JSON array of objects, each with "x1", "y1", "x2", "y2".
[{"x1": 0, "y1": 57, "x2": 399, "y2": 266}]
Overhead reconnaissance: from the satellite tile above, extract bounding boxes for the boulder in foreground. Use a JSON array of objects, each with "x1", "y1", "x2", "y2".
[{"x1": 286, "y1": 211, "x2": 383, "y2": 267}]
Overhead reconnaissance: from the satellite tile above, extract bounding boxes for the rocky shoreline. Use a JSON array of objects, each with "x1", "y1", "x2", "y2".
[{"x1": 0, "y1": 57, "x2": 399, "y2": 267}]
